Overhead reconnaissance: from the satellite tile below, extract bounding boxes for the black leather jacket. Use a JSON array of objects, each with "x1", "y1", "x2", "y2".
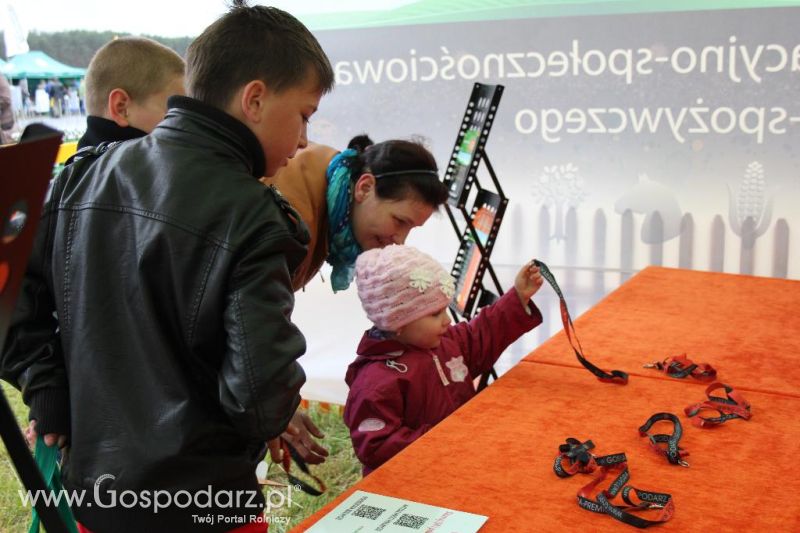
[{"x1": 2, "y1": 96, "x2": 309, "y2": 532}]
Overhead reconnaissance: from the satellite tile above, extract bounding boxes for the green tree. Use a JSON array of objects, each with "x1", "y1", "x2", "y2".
[{"x1": 1, "y1": 30, "x2": 193, "y2": 66}]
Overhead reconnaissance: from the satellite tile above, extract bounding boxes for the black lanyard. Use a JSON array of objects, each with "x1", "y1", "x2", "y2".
[
  {"x1": 638, "y1": 413, "x2": 690, "y2": 467},
  {"x1": 554, "y1": 438, "x2": 627, "y2": 478},
  {"x1": 280, "y1": 440, "x2": 326, "y2": 496},
  {"x1": 589, "y1": 463, "x2": 675, "y2": 529},
  {"x1": 534, "y1": 260, "x2": 628, "y2": 384},
  {"x1": 555, "y1": 438, "x2": 675, "y2": 528}
]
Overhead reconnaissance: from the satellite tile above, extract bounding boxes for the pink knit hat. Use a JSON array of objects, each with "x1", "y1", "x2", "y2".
[{"x1": 356, "y1": 245, "x2": 456, "y2": 332}]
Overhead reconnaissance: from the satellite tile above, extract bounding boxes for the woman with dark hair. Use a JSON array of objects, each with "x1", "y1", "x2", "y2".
[
  {"x1": 264, "y1": 135, "x2": 448, "y2": 464},
  {"x1": 267, "y1": 134, "x2": 448, "y2": 292}
]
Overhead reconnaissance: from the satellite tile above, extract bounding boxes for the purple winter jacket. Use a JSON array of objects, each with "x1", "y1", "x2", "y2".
[{"x1": 344, "y1": 290, "x2": 543, "y2": 475}]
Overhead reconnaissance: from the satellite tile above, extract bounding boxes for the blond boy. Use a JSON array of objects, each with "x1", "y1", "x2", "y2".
[{"x1": 78, "y1": 36, "x2": 185, "y2": 148}]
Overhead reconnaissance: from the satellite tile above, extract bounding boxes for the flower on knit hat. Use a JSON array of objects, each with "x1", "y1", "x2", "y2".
[
  {"x1": 409, "y1": 268, "x2": 434, "y2": 292},
  {"x1": 440, "y1": 273, "x2": 455, "y2": 299}
]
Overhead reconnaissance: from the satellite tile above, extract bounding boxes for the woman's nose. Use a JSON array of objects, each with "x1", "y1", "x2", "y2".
[
  {"x1": 298, "y1": 124, "x2": 309, "y2": 149},
  {"x1": 393, "y1": 228, "x2": 411, "y2": 244}
]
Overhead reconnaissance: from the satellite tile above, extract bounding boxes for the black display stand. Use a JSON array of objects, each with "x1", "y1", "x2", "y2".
[{"x1": 443, "y1": 83, "x2": 507, "y2": 390}]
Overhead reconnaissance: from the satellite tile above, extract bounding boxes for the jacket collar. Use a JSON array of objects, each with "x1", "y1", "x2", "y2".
[
  {"x1": 164, "y1": 95, "x2": 266, "y2": 178},
  {"x1": 78, "y1": 116, "x2": 147, "y2": 149},
  {"x1": 357, "y1": 327, "x2": 408, "y2": 356},
  {"x1": 345, "y1": 328, "x2": 409, "y2": 386}
]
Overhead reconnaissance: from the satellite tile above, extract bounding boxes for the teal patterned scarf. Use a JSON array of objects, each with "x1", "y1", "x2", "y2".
[{"x1": 325, "y1": 149, "x2": 363, "y2": 292}]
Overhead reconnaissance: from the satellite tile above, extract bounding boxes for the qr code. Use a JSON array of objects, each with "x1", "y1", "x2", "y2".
[
  {"x1": 353, "y1": 504, "x2": 385, "y2": 520},
  {"x1": 394, "y1": 513, "x2": 428, "y2": 529}
]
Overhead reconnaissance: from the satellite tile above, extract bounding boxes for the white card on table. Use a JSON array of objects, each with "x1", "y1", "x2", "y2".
[{"x1": 307, "y1": 490, "x2": 488, "y2": 532}]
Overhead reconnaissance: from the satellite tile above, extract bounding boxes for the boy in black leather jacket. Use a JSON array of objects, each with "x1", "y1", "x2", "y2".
[{"x1": 1, "y1": 2, "x2": 333, "y2": 532}]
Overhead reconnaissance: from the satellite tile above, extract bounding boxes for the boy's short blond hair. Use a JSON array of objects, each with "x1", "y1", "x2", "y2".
[{"x1": 85, "y1": 37, "x2": 185, "y2": 116}]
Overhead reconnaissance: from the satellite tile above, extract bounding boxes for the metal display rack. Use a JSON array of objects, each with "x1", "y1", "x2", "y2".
[{"x1": 443, "y1": 83, "x2": 507, "y2": 389}]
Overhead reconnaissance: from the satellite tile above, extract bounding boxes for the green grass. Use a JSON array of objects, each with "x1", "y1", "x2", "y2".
[
  {"x1": 0, "y1": 382, "x2": 29, "y2": 533},
  {"x1": 267, "y1": 404, "x2": 362, "y2": 532},
  {"x1": 0, "y1": 383, "x2": 360, "y2": 532}
]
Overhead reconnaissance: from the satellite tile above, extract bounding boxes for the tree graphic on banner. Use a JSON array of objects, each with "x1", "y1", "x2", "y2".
[
  {"x1": 532, "y1": 163, "x2": 586, "y2": 242},
  {"x1": 728, "y1": 161, "x2": 773, "y2": 245}
]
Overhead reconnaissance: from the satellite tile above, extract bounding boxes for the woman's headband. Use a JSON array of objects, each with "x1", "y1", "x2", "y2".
[{"x1": 373, "y1": 169, "x2": 439, "y2": 179}]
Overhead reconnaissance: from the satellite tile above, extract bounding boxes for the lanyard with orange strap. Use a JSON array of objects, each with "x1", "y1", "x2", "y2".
[
  {"x1": 554, "y1": 438, "x2": 675, "y2": 528},
  {"x1": 534, "y1": 260, "x2": 628, "y2": 384},
  {"x1": 684, "y1": 382, "x2": 752, "y2": 428},
  {"x1": 643, "y1": 354, "x2": 717, "y2": 381}
]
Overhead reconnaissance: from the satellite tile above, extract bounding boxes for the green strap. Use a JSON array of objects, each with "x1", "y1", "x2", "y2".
[{"x1": 28, "y1": 436, "x2": 79, "y2": 533}]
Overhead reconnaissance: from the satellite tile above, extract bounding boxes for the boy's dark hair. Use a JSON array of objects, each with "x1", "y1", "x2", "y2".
[
  {"x1": 348, "y1": 134, "x2": 448, "y2": 209},
  {"x1": 186, "y1": 1, "x2": 334, "y2": 108}
]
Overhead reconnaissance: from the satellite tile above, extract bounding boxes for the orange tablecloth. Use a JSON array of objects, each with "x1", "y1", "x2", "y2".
[
  {"x1": 525, "y1": 267, "x2": 800, "y2": 397},
  {"x1": 294, "y1": 268, "x2": 800, "y2": 532}
]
